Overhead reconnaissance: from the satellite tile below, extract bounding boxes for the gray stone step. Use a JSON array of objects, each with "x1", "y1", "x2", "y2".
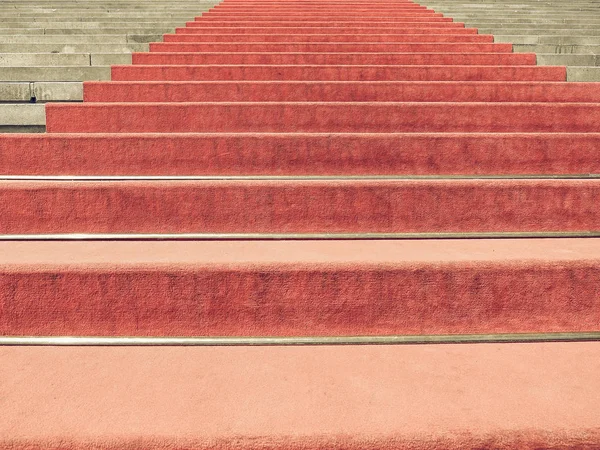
[
  {"x1": 568, "y1": 66, "x2": 600, "y2": 81},
  {"x1": 478, "y1": 28, "x2": 600, "y2": 36},
  {"x1": 0, "y1": 22, "x2": 186, "y2": 28},
  {"x1": 0, "y1": 81, "x2": 82, "y2": 101},
  {"x1": 494, "y1": 35, "x2": 600, "y2": 45},
  {"x1": 0, "y1": 53, "x2": 131, "y2": 66},
  {"x1": 0, "y1": 43, "x2": 147, "y2": 52},
  {"x1": 0, "y1": 104, "x2": 45, "y2": 126},
  {"x1": 0, "y1": 66, "x2": 111, "y2": 82},
  {"x1": 0, "y1": 34, "x2": 163, "y2": 44},
  {"x1": 513, "y1": 44, "x2": 600, "y2": 54},
  {"x1": 536, "y1": 53, "x2": 600, "y2": 66}
]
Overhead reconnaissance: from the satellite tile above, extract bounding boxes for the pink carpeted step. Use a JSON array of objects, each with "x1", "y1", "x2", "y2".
[
  {"x1": 194, "y1": 16, "x2": 453, "y2": 22},
  {"x1": 3, "y1": 343, "x2": 599, "y2": 449},
  {"x1": 184, "y1": 20, "x2": 456, "y2": 27},
  {"x1": 197, "y1": 13, "x2": 445, "y2": 18},
  {"x1": 46, "y1": 101, "x2": 597, "y2": 133},
  {"x1": 185, "y1": 22, "x2": 468, "y2": 28},
  {"x1": 176, "y1": 26, "x2": 477, "y2": 34},
  {"x1": 85, "y1": 80, "x2": 600, "y2": 102},
  {"x1": 131, "y1": 52, "x2": 536, "y2": 65},
  {"x1": 110, "y1": 65, "x2": 562, "y2": 81},
  {"x1": 162, "y1": 33, "x2": 494, "y2": 43},
  {"x1": 1, "y1": 240, "x2": 600, "y2": 335},
  {"x1": 148, "y1": 42, "x2": 508, "y2": 52},
  {"x1": 3, "y1": 133, "x2": 599, "y2": 176},
  {"x1": 1, "y1": 178, "x2": 599, "y2": 234}
]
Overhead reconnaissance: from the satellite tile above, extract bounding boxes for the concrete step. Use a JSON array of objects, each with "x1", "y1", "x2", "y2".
[
  {"x1": 0, "y1": 53, "x2": 131, "y2": 66},
  {"x1": 477, "y1": 28, "x2": 600, "y2": 36},
  {"x1": 110, "y1": 64, "x2": 564, "y2": 82},
  {"x1": 537, "y1": 54, "x2": 600, "y2": 66},
  {"x1": 567, "y1": 66, "x2": 600, "y2": 81},
  {"x1": 0, "y1": 43, "x2": 147, "y2": 52},
  {"x1": 0, "y1": 81, "x2": 82, "y2": 101},
  {"x1": 0, "y1": 34, "x2": 163, "y2": 43},
  {"x1": 513, "y1": 44, "x2": 600, "y2": 55},
  {"x1": 2, "y1": 132, "x2": 599, "y2": 176},
  {"x1": 0, "y1": 27, "x2": 173, "y2": 35},
  {"x1": 0, "y1": 104, "x2": 45, "y2": 126},
  {"x1": 494, "y1": 35, "x2": 600, "y2": 45},
  {"x1": 0, "y1": 66, "x2": 111, "y2": 82}
]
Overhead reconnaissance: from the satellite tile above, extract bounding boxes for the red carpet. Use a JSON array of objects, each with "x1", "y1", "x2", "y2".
[
  {"x1": 1, "y1": 239, "x2": 600, "y2": 336},
  {"x1": 2, "y1": 0, "x2": 599, "y2": 446},
  {"x1": 2, "y1": 344, "x2": 600, "y2": 449}
]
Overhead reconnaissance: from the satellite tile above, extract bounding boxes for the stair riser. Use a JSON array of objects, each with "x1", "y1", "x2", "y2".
[
  {"x1": 85, "y1": 80, "x2": 600, "y2": 103},
  {"x1": 4, "y1": 134, "x2": 600, "y2": 176},
  {"x1": 0, "y1": 180, "x2": 599, "y2": 233},
  {"x1": 2, "y1": 260, "x2": 599, "y2": 336},
  {"x1": 162, "y1": 34, "x2": 494, "y2": 43},
  {"x1": 176, "y1": 26, "x2": 477, "y2": 34},
  {"x1": 148, "y1": 43, "x2": 507, "y2": 52},
  {"x1": 198, "y1": 13, "x2": 445, "y2": 17},
  {"x1": 46, "y1": 102, "x2": 587, "y2": 133},
  {"x1": 194, "y1": 17, "x2": 453, "y2": 22},
  {"x1": 111, "y1": 65, "x2": 561, "y2": 82},
  {"x1": 186, "y1": 22, "x2": 467, "y2": 28},
  {"x1": 131, "y1": 52, "x2": 535, "y2": 65},
  {"x1": 184, "y1": 20, "x2": 457, "y2": 26}
]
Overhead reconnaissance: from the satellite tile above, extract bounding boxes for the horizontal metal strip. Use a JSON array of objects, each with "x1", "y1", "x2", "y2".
[
  {"x1": 0, "y1": 174, "x2": 599, "y2": 181},
  {"x1": 1, "y1": 333, "x2": 599, "y2": 346},
  {"x1": 0, "y1": 232, "x2": 599, "y2": 240}
]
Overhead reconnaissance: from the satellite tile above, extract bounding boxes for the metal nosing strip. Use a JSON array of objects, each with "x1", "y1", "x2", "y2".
[
  {"x1": 0, "y1": 232, "x2": 599, "y2": 240},
  {"x1": 1, "y1": 333, "x2": 599, "y2": 346}
]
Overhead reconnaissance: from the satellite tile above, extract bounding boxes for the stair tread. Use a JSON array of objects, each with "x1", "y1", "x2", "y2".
[{"x1": 2, "y1": 343, "x2": 600, "y2": 448}]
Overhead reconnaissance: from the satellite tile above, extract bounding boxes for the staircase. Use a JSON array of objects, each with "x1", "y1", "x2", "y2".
[
  {"x1": 0, "y1": 0, "x2": 220, "y2": 132},
  {"x1": 418, "y1": 0, "x2": 600, "y2": 81},
  {"x1": 1, "y1": 0, "x2": 599, "y2": 447}
]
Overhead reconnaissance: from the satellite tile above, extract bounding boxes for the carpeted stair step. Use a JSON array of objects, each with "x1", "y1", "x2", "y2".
[
  {"x1": 176, "y1": 26, "x2": 478, "y2": 33},
  {"x1": 0, "y1": 178, "x2": 599, "y2": 234},
  {"x1": 109, "y1": 64, "x2": 563, "y2": 81},
  {"x1": 148, "y1": 42, "x2": 508, "y2": 52},
  {"x1": 3, "y1": 133, "x2": 600, "y2": 176},
  {"x1": 183, "y1": 19, "x2": 456, "y2": 26},
  {"x1": 185, "y1": 22, "x2": 469, "y2": 29},
  {"x1": 161, "y1": 33, "x2": 494, "y2": 42},
  {"x1": 1, "y1": 239, "x2": 599, "y2": 336},
  {"x1": 130, "y1": 52, "x2": 537, "y2": 65},
  {"x1": 84, "y1": 80, "x2": 600, "y2": 102},
  {"x1": 3, "y1": 343, "x2": 599, "y2": 449},
  {"x1": 45, "y1": 101, "x2": 598, "y2": 133}
]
